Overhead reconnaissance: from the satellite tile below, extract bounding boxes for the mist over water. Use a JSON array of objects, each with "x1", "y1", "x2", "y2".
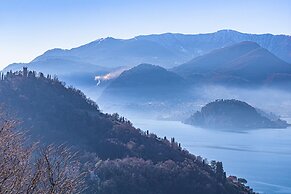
[
  {"x1": 197, "y1": 85, "x2": 291, "y2": 117},
  {"x1": 84, "y1": 84, "x2": 291, "y2": 119}
]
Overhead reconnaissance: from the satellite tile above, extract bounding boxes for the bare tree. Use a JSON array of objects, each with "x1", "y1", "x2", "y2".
[
  {"x1": 0, "y1": 118, "x2": 85, "y2": 194},
  {"x1": 35, "y1": 145, "x2": 85, "y2": 194}
]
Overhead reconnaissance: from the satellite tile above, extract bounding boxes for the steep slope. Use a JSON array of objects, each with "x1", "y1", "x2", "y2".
[
  {"x1": 0, "y1": 69, "x2": 184, "y2": 161},
  {"x1": 3, "y1": 30, "x2": 291, "y2": 74},
  {"x1": 223, "y1": 47, "x2": 291, "y2": 82},
  {"x1": 172, "y1": 41, "x2": 291, "y2": 85},
  {"x1": 184, "y1": 99, "x2": 289, "y2": 129},
  {"x1": 0, "y1": 69, "x2": 254, "y2": 194},
  {"x1": 99, "y1": 64, "x2": 189, "y2": 102}
]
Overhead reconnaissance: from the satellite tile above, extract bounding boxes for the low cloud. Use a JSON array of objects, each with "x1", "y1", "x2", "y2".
[{"x1": 95, "y1": 67, "x2": 130, "y2": 85}]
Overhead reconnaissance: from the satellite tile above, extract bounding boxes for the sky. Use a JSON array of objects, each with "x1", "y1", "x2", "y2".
[{"x1": 0, "y1": 0, "x2": 290, "y2": 69}]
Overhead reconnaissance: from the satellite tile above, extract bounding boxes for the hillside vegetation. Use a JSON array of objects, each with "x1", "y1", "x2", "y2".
[{"x1": 0, "y1": 69, "x2": 255, "y2": 194}]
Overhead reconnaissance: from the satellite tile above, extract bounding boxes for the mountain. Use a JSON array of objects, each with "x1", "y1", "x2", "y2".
[
  {"x1": 184, "y1": 99, "x2": 289, "y2": 129},
  {"x1": 3, "y1": 30, "x2": 291, "y2": 76},
  {"x1": 0, "y1": 69, "x2": 254, "y2": 194},
  {"x1": 172, "y1": 41, "x2": 291, "y2": 86},
  {"x1": 99, "y1": 63, "x2": 189, "y2": 103}
]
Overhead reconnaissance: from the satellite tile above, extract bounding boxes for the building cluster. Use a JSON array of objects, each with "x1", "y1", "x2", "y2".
[{"x1": 0, "y1": 67, "x2": 53, "y2": 81}]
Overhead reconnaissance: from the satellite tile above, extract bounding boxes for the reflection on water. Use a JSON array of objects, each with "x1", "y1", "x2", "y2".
[{"x1": 127, "y1": 115, "x2": 291, "y2": 194}]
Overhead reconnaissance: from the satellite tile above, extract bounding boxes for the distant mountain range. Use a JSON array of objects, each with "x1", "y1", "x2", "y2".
[
  {"x1": 172, "y1": 41, "x2": 291, "y2": 86},
  {"x1": 100, "y1": 41, "x2": 291, "y2": 105},
  {"x1": 184, "y1": 99, "x2": 289, "y2": 129},
  {"x1": 3, "y1": 30, "x2": 291, "y2": 79}
]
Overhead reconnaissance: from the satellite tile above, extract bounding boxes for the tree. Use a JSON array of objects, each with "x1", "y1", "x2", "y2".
[
  {"x1": 34, "y1": 145, "x2": 85, "y2": 194},
  {"x1": 39, "y1": 72, "x2": 44, "y2": 78},
  {"x1": 112, "y1": 113, "x2": 120, "y2": 120},
  {"x1": 0, "y1": 118, "x2": 85, "y2": 194},
  {"x1": 210, "y1": 160, "x2": 217, "y2": 172},
  {"x1": 238, "y1": 178, "x2": 247, "y2": 184},
  {"x1": 216, "y1": 162, "x2": 226, "y2": 182}
]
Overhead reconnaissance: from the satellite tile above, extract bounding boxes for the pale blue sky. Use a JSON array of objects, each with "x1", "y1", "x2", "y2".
[{"x1": 0, "y1": 0, "x2": 290, "y2": 68}]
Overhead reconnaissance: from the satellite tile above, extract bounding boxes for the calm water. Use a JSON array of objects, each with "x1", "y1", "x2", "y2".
[{"x1": 127, "y1": 116, "x2": 291, "y2": 194}]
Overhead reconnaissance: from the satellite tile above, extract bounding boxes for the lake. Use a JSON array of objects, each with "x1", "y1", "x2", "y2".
[{"x1": 125, "y1": 115, "x2": 291, "y2": 194}]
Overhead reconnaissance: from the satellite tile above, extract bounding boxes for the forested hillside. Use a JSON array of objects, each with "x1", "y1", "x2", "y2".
[{"x1": 0, "y1": 68, "x2": 255, "y2": 194}]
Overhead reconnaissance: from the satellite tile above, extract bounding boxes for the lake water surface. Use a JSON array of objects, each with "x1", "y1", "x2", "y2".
[{"x1": 127, "y1": 116, "x2": 291, "y2": 194}]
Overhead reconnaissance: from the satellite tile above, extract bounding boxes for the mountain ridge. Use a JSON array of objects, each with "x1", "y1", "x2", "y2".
[{"x1": 3, "y1": 30, "x2": 291, "y2": 77}]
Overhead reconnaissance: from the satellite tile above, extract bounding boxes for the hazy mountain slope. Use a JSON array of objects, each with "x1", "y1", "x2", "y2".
[
  {"x1": 9, "y1": 58, "x2": 108, "y2": 74},
  {"x1": 224, "y1": 47, "x2": 291, "y2": 82},
  {"x1": 172, "y1": 41, "x2": 291, "y2": 85},
  {"x1": 3, "y1": 30, "x2": 291, "y2": 75},
  {"x1": 99, "y1": 64, "x2": 189, "y2": 102},
  {"x1": 0, "y1": 69, "x2": 254, "y2": 194},
  {"x1": 172, "y1": 41, "x2": 261, "y2": 75},
  {"x1": 68, "y1": 37, "x2": 179, "y2": 65}
]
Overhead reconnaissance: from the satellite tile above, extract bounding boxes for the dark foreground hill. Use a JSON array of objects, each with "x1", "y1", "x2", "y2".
[
  {"x1": 0, "y1": 69, "x2": 255, "y2": 194},
  {"x1": 185, "y1": 99, "x2": 289, "y2": 129}
]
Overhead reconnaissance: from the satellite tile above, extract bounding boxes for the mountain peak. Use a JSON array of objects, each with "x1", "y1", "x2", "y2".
[
  {"x1": 216, "y1": 29, "x2": 241, "y2": 34},
  {"x1": 132, "y1": 63, "x2": 163, "y2": 70},
  {"x1": 172, "y1": 41, "x2": 291, "y2": 85},
  {"x1": 93, "y1": 36, "x2": 118, "y2": 42},
  {"x1": 120, "y1": 63, "x2": 178, "y2": 79},
  {"x1": 100, "y1": 64, "x2": 187, "y2": 102},
  {"x1": 32, "y1": 48, "x2": 67, "y2": 63}
]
